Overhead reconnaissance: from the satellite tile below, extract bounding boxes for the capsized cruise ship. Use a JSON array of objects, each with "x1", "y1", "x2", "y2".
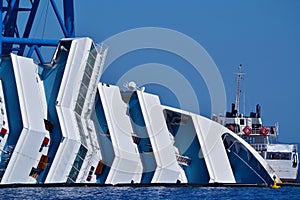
[{"x1": 0, "y1": 37, "x2": 280, "y2": 185}]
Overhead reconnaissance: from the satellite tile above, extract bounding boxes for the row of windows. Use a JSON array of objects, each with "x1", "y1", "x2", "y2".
[
  {"x1": 242, "y1": 135, "x2": 268, "y2": 144},
  {"x1": 74, "y1": 44, "x2": 97, "y2": 116},
  {"x1": 68, "y1": 45, "x2": 99, "y2": 183},
  {"x1": 266, "y1": 152, "x2": 291, "y2": 160},
  {"x1": 75, "y1": 114, "x2": 88, "y2": 147},
  {"x1": 67, "y1": 145, "x2": 88, "y2": 183}
]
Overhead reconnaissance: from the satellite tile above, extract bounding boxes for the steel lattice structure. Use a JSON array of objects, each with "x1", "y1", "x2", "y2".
[{"x1": 0, "y1": 0, "x2": 74, "y2": 63}]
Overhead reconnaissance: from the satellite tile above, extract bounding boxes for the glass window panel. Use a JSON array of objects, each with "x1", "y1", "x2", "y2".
[
  {"x1": 68, "y1": 166, "x2": 79, "y2": 182},
  {"x1": 74, "y1": 104, "x2": 82, "y2": 115},
  {"x1": 85, "y1": 64, "x2": 93, "y2": 77},
  {"x1": 76, "y1": 94, "x2": 85, "y2": 108},
  {"x1": 78, "y1": 145, "x2": 88, "y2": 158},
  {"x1": 87, "y1": 55, "x2": 95, "y2": 67},
  {"x1": 82, "y1": 73, "x2": 90, "y2": 88},
  {"x1": 79, "y1": 84, "x2": 88, "y2": 98}
]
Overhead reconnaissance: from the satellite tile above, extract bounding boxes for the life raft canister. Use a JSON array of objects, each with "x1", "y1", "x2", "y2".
[
  {"x1": 260, "y1": 126, "x2": 269, "y2": 136},
  {"x1": 228, "y1": 124, "x2": 235, "y2": 132},
  {"x1": 43, "y1": 137, "x2": 50, "y2": 146},
  {"x1": 243, "y1": 125, "x2": 252, "y2": 135}
]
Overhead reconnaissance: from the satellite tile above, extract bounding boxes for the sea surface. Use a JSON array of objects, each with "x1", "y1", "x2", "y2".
[{"x1": 0, "y1": 186, "x2": 300, "y2": 200}]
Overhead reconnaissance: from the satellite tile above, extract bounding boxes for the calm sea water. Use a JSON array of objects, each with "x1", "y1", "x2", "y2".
[{"x1": 0, "y1": 186, "x2": 299, "y2": 200}]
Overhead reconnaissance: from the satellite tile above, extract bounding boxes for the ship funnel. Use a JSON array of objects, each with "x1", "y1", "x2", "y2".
[
  {"x1": 256, "y1": 104, "x2": 261, "y2": 118},
  {"x1": 231, "y1": 103, "x2": 237, "y2": 117}
]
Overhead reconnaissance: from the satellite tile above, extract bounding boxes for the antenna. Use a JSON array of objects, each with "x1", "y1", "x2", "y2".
[{"x1": 235, "y1": 64, "x2": 244, "y2": 115}]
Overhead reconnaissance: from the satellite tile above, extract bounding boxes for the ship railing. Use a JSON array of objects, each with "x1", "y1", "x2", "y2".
[
  {"x1": 250, "y1": 143, "x2": 267, "y2": 151},
  {"x1": 251, "y1": 128, "x2": 261, "y2": 135},
  {"x1": 243, "y1": 127, "x2": 277, "y2": 136}
]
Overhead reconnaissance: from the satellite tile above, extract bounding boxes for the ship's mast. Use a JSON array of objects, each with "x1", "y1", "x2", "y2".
[{"x1": 235, "y1": 64, "x2": 244, "y2": 115}]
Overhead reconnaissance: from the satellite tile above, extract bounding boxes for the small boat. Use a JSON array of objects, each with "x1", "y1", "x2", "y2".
[{"x1": 213, "y1": 66, "x2": 299, "y2": 182}]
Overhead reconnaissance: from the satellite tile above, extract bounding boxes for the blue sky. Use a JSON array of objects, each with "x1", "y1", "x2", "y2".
[{"x1": 48, "y1": 0, "x2": 300, "y2": 142}]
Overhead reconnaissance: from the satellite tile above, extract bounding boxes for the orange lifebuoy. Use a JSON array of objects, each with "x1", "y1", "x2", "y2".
[
  {"x1": 243, "y1": 125, "x2": 252, "y2": 135},
  {"x1": 260, "y1": 126, "x2": 269, "y2": 136}
]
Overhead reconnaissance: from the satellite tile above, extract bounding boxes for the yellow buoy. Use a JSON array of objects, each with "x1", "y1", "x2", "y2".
[{"x1": 271, "y1": 179, "x2": 281, "y2": 189}]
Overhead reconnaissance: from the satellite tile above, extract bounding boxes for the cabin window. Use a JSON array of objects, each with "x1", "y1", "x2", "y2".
[
  {"x1": 266, "y1": 152, "x2": 291, "y2": 160},
  {"x1": 240, "y1": 119, "x2": 245, "y2": 125}
]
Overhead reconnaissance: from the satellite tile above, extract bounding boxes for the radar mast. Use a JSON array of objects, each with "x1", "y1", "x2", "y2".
[{"x1": 235, "y1": 64, "x2": 244, "y2": 115}]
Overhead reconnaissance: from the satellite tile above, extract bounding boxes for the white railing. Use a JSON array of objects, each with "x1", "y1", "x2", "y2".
[{"x1": 251, "y1": 143, "x2": 267, "y2": 151}]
